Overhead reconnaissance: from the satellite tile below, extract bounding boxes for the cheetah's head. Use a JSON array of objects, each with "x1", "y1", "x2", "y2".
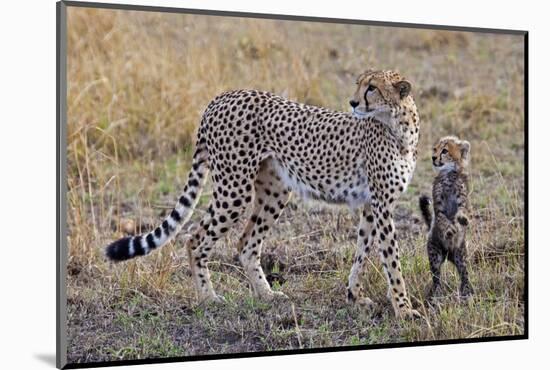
[
  {"x1": 349, "y1": 69, "x2": 412, "y2": 120},
  {"x1": 432, "y1": 136, "x2": 471, "y2": 172}
]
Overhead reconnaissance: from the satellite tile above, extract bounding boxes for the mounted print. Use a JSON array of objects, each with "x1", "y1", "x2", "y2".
[{"x1": 56, "y1": 1, "x2": 528, "y2": 368}]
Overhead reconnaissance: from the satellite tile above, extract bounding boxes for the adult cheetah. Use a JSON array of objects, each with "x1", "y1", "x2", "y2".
[{"x1": 106, "y1": 69, "x2": 421, "y2": 319}]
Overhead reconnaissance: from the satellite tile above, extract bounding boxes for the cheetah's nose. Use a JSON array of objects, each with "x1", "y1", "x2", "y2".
[
  {"x1": 349, "y1": 100, "x2": 359, "y2": 108},
  {"x1": 432, "y1": 156, "x2": 437, "y2": 162}
]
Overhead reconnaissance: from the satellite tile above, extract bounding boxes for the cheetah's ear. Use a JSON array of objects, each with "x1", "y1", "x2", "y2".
[
  {"x1": 460, "y1": 140, "x2": 471, "y2": 162},
  {"x1": 393, "y1": 80, "x2": 412, "y2": 99}
]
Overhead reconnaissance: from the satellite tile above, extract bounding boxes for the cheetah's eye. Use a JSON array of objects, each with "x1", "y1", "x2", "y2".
[
  {"x1": 366, "y1": 85, "x2": 376, "y2": 93},
  {"x1": 441, "y1": 149, "x2": 448, "y2": 155}
]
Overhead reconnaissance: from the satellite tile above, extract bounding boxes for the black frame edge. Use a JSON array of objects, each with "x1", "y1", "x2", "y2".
[{"x1": 523, "y1": 32, "x2": 529, "y2": 339}]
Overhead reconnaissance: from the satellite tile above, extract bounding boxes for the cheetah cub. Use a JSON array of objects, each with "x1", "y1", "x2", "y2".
[{"x1": 419, "y1": 136, "x2": 473, "y2": 298}]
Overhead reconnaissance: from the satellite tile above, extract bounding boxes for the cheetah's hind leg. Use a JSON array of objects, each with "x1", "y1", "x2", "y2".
[
  {"x1": 426, "y1": 238, "x2": 446, "y2": 302},
  {"x1": 185, "y1": 211, "x2": 225, "y2": 304},
  {"x1": 186, "y1": 195, "x2": 249, "y2": 305},
  {"x1": 237, "y1": 160, "x2": 291, "y2": 302}
]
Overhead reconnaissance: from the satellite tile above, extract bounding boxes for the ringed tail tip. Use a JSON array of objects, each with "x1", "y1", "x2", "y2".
[
  {"x1": 105, "y1": 236, "x2": 134, "y2": 261},
  {"x1": 419, "y1": 194, "x2": 431, "y2": 208},
  {"x1": 418, "y1": 194, "x2": 433, "y2": 228}
]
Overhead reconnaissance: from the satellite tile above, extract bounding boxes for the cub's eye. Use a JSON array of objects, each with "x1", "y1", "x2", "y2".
[
  {"x1": 441, "y1": 149, "x2": 448, "y2": 154},
  {"x1": 366, "y1": 85, "x2": 376, "y2": 92}
]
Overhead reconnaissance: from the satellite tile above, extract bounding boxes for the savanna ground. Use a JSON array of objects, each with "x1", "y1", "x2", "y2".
[{"x1": 66, "y1": 7, "x2": 525, "y2": 364}]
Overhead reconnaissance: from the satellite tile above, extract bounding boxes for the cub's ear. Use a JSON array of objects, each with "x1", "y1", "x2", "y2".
[
  {"x1": 460, "y1": 140, "x2": 471, "y2": 162},
  {"x1": 393, "y1": 80, "x2": 412, "y2": 99}
]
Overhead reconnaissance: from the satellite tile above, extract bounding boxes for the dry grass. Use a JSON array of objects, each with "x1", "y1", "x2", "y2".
[{"x1": 65, "y1": 7, "x2": 525, "y2": 364}]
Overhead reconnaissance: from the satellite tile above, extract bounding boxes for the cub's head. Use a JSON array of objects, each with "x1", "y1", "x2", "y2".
[
  {"x1": 431, "y1": 136, "x2": 471, "y2": 172},
  {"x1": 349, "y1": 69, "x2": 413, "y2": 119}
]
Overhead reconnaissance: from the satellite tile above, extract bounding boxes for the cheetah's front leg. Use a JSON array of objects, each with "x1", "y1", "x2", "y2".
[
  {"x1": 372, "y1": 203, "x2": 421, "y2": 319},
  {"x1": 347, "y1": 204, "x2": 375, "y2": 310}
]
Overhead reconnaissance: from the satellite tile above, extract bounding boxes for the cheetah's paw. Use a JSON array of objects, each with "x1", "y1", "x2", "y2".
[
  {"x1": 200, "y1": 293, "x2": 227, "y2": 306},
  {"x1": 396, "y1": 307, "x2": 423, "y2": 320},
  {"x1": 356, "y1": 297, "x2": 375, "y2": 311},
  {"x1": 267, "y1": 291, "x2": 289, "y2": 301},
  {"x1": 257, "y1": 290, "x2": 289, "y2": 302}
]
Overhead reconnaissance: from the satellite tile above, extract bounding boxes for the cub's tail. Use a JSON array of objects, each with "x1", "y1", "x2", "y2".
[
  {"x1": 105, "y1": 140, "x2": 208, "y2": 261},
  {"x1": 418, "y1": 194, "x2": 433, "y2": 229}
]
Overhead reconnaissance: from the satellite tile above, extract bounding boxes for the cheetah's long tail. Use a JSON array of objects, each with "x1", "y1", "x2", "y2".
[
  {"x1": 105, "y1": 138, "x2": 209, "y2": 262},
  {"x1": 418, "y1": 195, "x2": 433, "y2": 229}
]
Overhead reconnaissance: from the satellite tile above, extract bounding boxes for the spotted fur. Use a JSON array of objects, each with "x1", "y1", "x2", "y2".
[
  {"x1": 419, "y1": 136, "x2": 473, "y2": 298},
  {"x1": 105, "y1": 69, "x2": 421, "y2": 319}
]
